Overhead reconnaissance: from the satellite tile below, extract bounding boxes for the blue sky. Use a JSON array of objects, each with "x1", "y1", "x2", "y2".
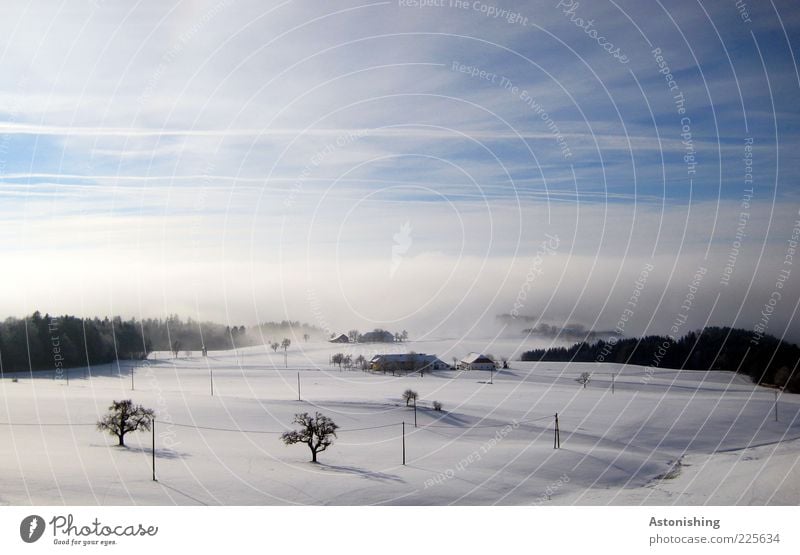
[{"x1": 1, "y1": 0, "x2": 799, "y2": 342}]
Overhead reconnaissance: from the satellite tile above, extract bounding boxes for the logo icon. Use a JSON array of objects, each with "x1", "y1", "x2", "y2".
[
  {"x1": 20, "y1": 515, "x2": 45, "y2": 543},
  {"x1": 391, "y1": 221, "x2": 413, "y2": 278}
]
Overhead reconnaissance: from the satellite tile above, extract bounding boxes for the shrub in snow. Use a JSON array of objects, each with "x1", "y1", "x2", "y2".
[
  {"x1": 433, "y1": 401, "x2": 443, "y2": 411},
  {"x1": 280, "y1": 412, "x2": 339, "y2": 463}
]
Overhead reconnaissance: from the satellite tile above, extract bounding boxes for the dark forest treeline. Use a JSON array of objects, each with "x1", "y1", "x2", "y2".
[
  {"x1": 521, "y1": 327, "x2": 800, "y2": 393},
  {"x1": 0, "y1": 312, "x2": 322, "y2": 374}
]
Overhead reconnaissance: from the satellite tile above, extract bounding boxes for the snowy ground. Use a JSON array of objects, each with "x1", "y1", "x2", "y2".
[{"x1": 1, "y1": 338, "x2": 798, "y2": 505}]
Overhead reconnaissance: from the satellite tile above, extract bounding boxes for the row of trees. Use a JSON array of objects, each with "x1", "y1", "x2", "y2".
[
  {"x1": 521, "y1": 323, "x2": 621, "y2": 342},
  {"x1": 256, "y1": 321, "x2": 322, "y2": 341},
  {"x1": 0, "y1": 312, "x2": 149, "y2": 373},
  {"x1": 521, "y1": 327, "x2": 800, "y2": 393},
  {"x1": 337, "y1": 329, "x2": 409, "y2": 343},
  {"x1": 330, "y1": 353, "x2": 369, "y2": 371},
  {"x1": 269, "y1": 338, "x2": 292, "y2": 353},
  {"x1": 0, "y1": 312, "x2": 268, "y2": 374}
]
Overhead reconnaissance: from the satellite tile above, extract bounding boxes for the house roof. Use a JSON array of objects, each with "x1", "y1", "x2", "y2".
[{"x1": 460, "y1": 352, "x2": 495, "y2": 364}]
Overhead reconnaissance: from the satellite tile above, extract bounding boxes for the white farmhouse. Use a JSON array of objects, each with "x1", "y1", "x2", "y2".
[{"x1": 458, "y1": 353, "x2": 496, "y2": 371}]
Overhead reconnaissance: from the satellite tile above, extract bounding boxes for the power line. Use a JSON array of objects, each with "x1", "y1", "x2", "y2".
[
  {"x1": 0, "y1": 422, "x2": 96, "y2": 426},
  {"x1": 168, "y1": 421, "x2": 285, "y2": 434},
  {"x1": 0, "y1": 414, "x2": 553, "y2": 433}
]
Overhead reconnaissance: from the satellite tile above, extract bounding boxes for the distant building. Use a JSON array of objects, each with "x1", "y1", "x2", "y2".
[
  {"x1": 458, "y1": 353, "x2": 496, "y2": 371},
  {"x1": 329, "y1": 334, "x2": 350, "y2": 343},
  {"x1": 359, "y1": 330, "x2": 395, "y2": 343},
  {"x1": 370, "y1": 353, "x2": 450, "y2": 373}
]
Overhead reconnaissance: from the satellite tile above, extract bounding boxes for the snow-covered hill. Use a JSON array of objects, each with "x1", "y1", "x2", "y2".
[{"x1": 1, "y1": 339, "x2": 797, "y2": 505}]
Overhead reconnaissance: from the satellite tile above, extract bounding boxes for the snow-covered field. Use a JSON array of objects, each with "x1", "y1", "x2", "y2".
[{"x1": 1, "y1": 339, "x2": 798, "y2": 506}]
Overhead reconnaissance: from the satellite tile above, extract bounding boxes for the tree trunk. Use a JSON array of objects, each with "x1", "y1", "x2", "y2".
[
  {"x1": 311, "y1": 448, "x2": 317, "y2": 463},
  {"x1": 118, "y1": 433, "x2": 125, "y2": 447}
]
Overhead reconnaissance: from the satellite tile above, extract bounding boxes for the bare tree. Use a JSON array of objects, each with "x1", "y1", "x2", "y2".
[
  {"x1": 433, "y1": 400, "x2": 443, "y2": 411},
  {"x1": 576, "y1": 371, "x2": 591, "y2": 388},
  {"x1": 280, "y1": 412, "x2": 338, "y2": 463},
  {"x1": 281, "y1": 338, "x2": 291, "y2": 368},
  {"x1": 402, "y1": 389, "x2": 418, "y2": 407},
  {"x1": 303, "y1": 333, "x2": 310, "y2": 342},
  {"x1": 348, "y1": 329, "x2": 360, "y2": 343},
  {"x1": 171, "y1": 340, "x2": 181, "y2": 359},
  {"x1": 270, "y1": 341, "x2": 280, "y2": 353},
  {"x1": 343, "y1": 354, "x2": 353, "y2": 370},
  {"x1": 354, "y1": 354, "x2": 367, "y2": 371},
  {"x1": 97, "y1": 400, "x2": 154, "y2": 447},
  {"x1": 332, "y1": 353, "x2": 344, "y2": 369}
]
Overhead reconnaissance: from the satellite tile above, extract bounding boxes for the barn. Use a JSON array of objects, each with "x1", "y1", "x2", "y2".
[{"x1": 458, "y1": 353, "x2": 496, "y2": 371}]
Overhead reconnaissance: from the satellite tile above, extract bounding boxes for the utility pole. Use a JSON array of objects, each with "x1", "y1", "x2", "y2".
[
  {"x1": 611, "y1": 373, "x2": 615, "y2": 394},
  {"x1": 210, "y1": 368, "x2": 214, "y2": 397},
  {"x1": 152, "y1": 418, "x2": 157, "y2": 482},
  {"x1": 554, "y1": 412, "x2": 561, "y2": 449},
  {"x1": 775, "y1": 389, "x2": 780, "y2": 422},
  {"x1": 414, "y1": 399, "x2": 417, "y2": 428},
  {"x1": 297, "y1": 372, "x2": 301, "y2": 401},
  {"x1": 131, "y1": 364, "x2": 135, "y2": 391},
  {"x1": 402, "y1": 421, "x2": 406, "y2": 465}
]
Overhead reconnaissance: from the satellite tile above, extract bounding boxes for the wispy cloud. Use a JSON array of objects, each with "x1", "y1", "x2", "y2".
[{"x1": 0, "y1": 0, "x2": 798, "y2": 340}]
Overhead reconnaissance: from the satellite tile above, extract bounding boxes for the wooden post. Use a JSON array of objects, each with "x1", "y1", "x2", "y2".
[
  {"x1": 611, "y1": 373, "x2": 615, "y2": 395},
  {"x1": 414, "y1": 399, "x2": 417, "y2": 428},
  {"x1": 152, "y1": 418, "x2": 157, "y2": 482},
  {"x1": 210, "y1": 368, "x2": 214, "y2": 397},
  {"x1": 775, "y1": 389, "x2": 779, "y2": 422},
  {"x1": 297, "y1": 372, "x2": 301, "y2": 401},
  {"x1": 554, "y1": 413, "x2": 561, "y2": 449},
  {"x1": 554, "y1": 413, "x2": 557, "y2": 449},
  {"x1": 402, "y1": 421, "x2": 406, "y2": 465},
  {"x1": 131, "y1": 365, "x2": 135, "y2": 391},
  {"x1": 556, "y1": 413, "x2": 560, "y2": 449}
]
